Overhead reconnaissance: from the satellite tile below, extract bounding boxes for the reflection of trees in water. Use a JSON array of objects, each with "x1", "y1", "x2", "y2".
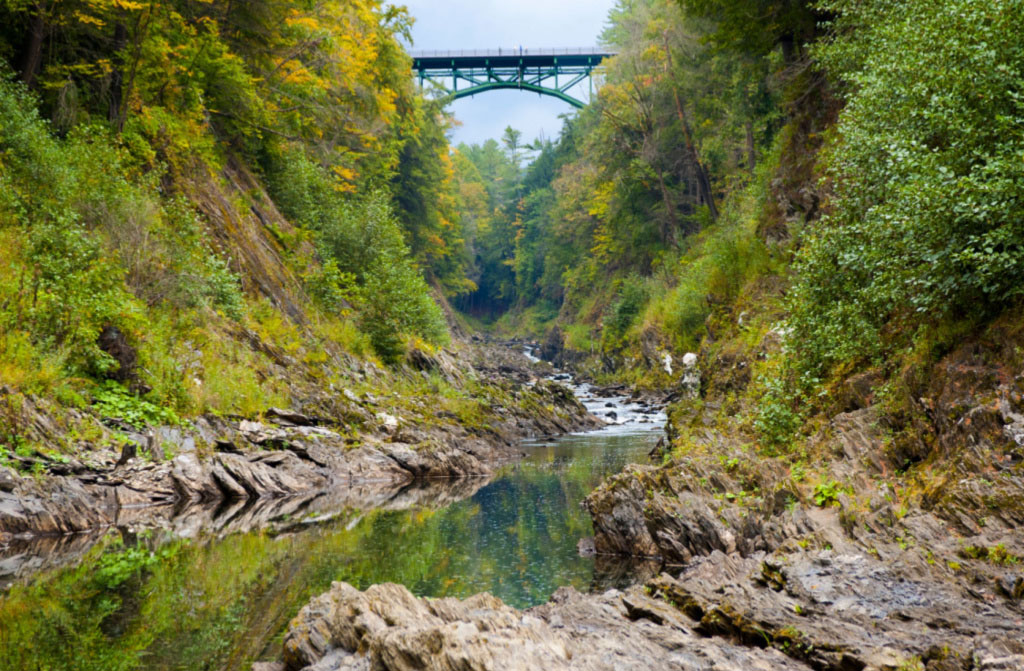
[{"x1": 0, "y1": 430, "x2": 662, "y2": 671}]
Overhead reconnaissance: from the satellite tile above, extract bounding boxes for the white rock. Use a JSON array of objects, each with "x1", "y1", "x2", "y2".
[
  {"x1": 239, "y1": 420, "x2": 265, "y2": 434},
  {"x1": 375, "y1": 413, "x2": 399, "y2": 434},
  {"x1": 680, "y1": 353, "x2": 700, "y2": 400}
]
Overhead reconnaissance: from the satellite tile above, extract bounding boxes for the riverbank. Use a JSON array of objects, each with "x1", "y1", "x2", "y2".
[
  {"x1": 0, "y1": 339, "x2": 601, "y2": 541},
  {"x1": 0, "y1": 377, "x2": 667, "y2": 671},
  {"x1": 264, "y1": 320, "x2": 1024, "y2": 671}
]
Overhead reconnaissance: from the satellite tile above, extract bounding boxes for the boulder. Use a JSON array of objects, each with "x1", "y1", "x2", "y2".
[{"x1": 280, "y1": 581, "x2": 808, "y2": 671}]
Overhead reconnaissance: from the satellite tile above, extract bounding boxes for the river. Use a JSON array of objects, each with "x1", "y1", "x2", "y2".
[{"x1": 0, "y1": 380, "x2": 665, "y2": 670}]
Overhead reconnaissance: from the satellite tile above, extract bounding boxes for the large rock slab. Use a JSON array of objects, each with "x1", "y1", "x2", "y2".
[{"x1": 279, "y1": 581, "x2": 809, "y2": 671}]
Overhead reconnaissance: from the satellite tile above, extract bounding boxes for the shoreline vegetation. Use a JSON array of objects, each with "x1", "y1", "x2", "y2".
[{"x1": 2, "y1": 0, "x2": 1024, "y2": 669}]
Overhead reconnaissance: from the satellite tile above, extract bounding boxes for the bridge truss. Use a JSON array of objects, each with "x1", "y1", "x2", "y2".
[{"x1": 411, "y1": 48, "x2": 616, "y2": 108}]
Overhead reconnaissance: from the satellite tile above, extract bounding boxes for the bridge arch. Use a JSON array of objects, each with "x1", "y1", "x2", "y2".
[{"x1": 412, "y1": 48, "x2": 615, "y2": 109}]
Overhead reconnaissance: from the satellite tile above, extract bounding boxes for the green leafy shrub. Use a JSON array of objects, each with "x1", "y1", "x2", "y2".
[
  {"x1": 92, "y1": 382, "x2": 180, "y2": 429},
  {"x1": 753, "y1": 372, "x2": 804, "y2": 452},
  {"x1": 789, "y1": 0, "x2": 1024, "y2": 376},
  {"x1": 813, "y1": 480, "x2": 842, "y2": 507},
  {"x1": 304, "y1": 259, "x2": 357, "y2": 313},
  {"x1": 602, "y1": 275, "x2": 649, "y2": 351}
]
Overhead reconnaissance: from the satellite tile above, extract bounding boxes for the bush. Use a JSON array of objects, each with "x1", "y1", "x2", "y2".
[
  {"x1": 265, "y1": 150, "x2": 447, "y2": 361},
  {"x1": 602, "y1": 275, "x2": 649, "y2": 351},
  {"x1": 789, "y1": 0, "x2": 1024, "y2": 376},
  {"x1": 92, "y1": 382, "x2": 180, "y2": 429},
  {"x1": 752, "y1": 372, "x2": 804, "y2": 452},
  {"x1": 812, "y1": 480, "x2": 842, "y2": 507},
  {"x1": 304, "y1": 259, "x2": 357, "y2": 313}
]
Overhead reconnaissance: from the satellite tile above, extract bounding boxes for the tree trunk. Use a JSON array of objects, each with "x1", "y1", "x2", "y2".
[
  {"x1": 746, "y1": 119, "x2": 757, "y2": 175},
  {"x1": 780, "y1": 34, "x2": 796, "y2": 66},
  {"x1": 662, "y1": 33, "x2": 718, "y2": 222},
  {"x1": 20, "y1": 2, "x2": 47, "y2": 88},
  {"x1": 654, "y1": 168, "x2": 679, "y2": 247},
  {"x1": 114, "y1": 5, "x2": 154, "y2": 134},
  {"x1": 109, "y1": 21, "x2": 128, "y2": 126}
]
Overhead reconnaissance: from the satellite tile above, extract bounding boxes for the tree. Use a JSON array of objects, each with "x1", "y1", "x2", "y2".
[
  {"x1": 788, "y1": 0, "x2": 1024, "y2": 376},
  {"x1": 680, "y1": 0, "x2": 820, "y2": 63}
]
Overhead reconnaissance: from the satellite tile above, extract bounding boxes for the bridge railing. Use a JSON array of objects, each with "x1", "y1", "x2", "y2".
[{"x1": 409, "y1": 47, "x2": 615, "y2": 58}]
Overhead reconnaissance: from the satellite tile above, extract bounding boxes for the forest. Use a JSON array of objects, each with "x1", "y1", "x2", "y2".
[
  {"x1": 0, "y1": 0, "x2": 464, "y2": 422},
  {"x1": 1, "y1": 0, "x2": 1020, "y2": 429},
  {"x1": 452, "y1": 0, "x2": 1024, "y2": 447},
  {"x1": 1, "y1": 0, "x2": 1024, "y2": 668}
]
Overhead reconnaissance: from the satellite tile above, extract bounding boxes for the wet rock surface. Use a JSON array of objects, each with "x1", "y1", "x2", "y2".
[{"x1": 0, "y1": 342, "x2": 600, "y2": 541}]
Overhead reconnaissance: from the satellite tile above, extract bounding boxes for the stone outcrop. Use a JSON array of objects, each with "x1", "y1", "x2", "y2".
[
  {"x1": 575, "y1": 320, "x2": 1024, "y2": 671},
  {"x1": 268, "y1": 541, "x2": 1023, "y2": 671},
  {"x1": 273, "y1": 581, "x2": 809, "y2": 671},
  {"x1": 0, "y1": 347, "x2": 600, "y2": 540},
  {"x1": 645, "y1": 551, "x2": 1024, "y2": 671}
]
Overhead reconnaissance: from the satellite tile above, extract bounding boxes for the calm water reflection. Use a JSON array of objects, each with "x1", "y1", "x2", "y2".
[{"x1": 0, "y1": 420, "x2": 662, "y2": 671}]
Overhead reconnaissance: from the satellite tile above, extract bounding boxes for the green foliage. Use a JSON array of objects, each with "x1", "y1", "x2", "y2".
[
  {"x1": 602, "y1": 276, "x2": 649, "y2": 351},
  {"x1": 812, "y1": 480, "x2": 842, "y2": 507},
  {"x1": 267, "y1": 154, "x2": 447, "y2": 360},
  {"x1": 788, "y1": 0, "x2": 1024, "y2": 377},
  {"x1": 0, "y1": 80, "x2": 139, "y2": 378},
  {"x1": 960, "y1": 543, "x2": 1021, "y2": 565},
  {"x1": 753, "y1": 372, "x2": 804, "y2": 452},
  {"x1": 316, "y1": 194, "x2": 449, "y2": 360},
  {"x1": 0, "y1": 75, "x2": 246, "y2": 401},
  {"x1": 391, "y1": 97, "x2": 473, "y2": 295},
  {"x1": 450, "y1": 136, "x2": 531, "y2": 317},
  {"x1": 304, "y1": 259, "x2": 357, "y2": 314},
  {"x1": 0, "y1": 0, "x2": 459, "y2": 396},
  {"x1": 647, "y1": 157, "x2": 775, "y2": 352},
  {"x1": 92, "y1": 382, "x2": 180, "y2": 429},
  {"x1": 678, "y1": 0, "x2": 819, "y2": 61}
]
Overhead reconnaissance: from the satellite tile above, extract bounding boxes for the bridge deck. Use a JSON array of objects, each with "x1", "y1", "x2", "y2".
[{"x1": 412, "y1": 47, "x2": 616, "y2": 71}]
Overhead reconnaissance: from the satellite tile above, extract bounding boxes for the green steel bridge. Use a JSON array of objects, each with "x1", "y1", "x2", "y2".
[{"x1": 411, "y1": 47, "x2": 616, "y2": 108}]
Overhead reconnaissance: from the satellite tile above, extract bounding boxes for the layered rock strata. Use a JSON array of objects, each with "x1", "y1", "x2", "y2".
[{"x1": 0, "y1": 376, "x2": 598, "y2": 539}]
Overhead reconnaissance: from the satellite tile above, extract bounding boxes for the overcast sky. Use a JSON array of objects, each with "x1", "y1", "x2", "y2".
[{"x1": 401, "y1": 0, "x2": 617, "y2": 147}]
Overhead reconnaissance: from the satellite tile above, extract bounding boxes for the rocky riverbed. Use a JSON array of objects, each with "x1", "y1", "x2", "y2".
[
  {"x1": 0, "y1": 363, "x2": 673, "y2": 671},
  {"x1": 260, "y1": 339, "x2": 1024, "y2": 671},
  {"x1": 0, "y1": 340, "x2": 601, "y2": 542},
  {"x1": 264, "y1": 552, "x2": 1021, "y2": 671}
]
